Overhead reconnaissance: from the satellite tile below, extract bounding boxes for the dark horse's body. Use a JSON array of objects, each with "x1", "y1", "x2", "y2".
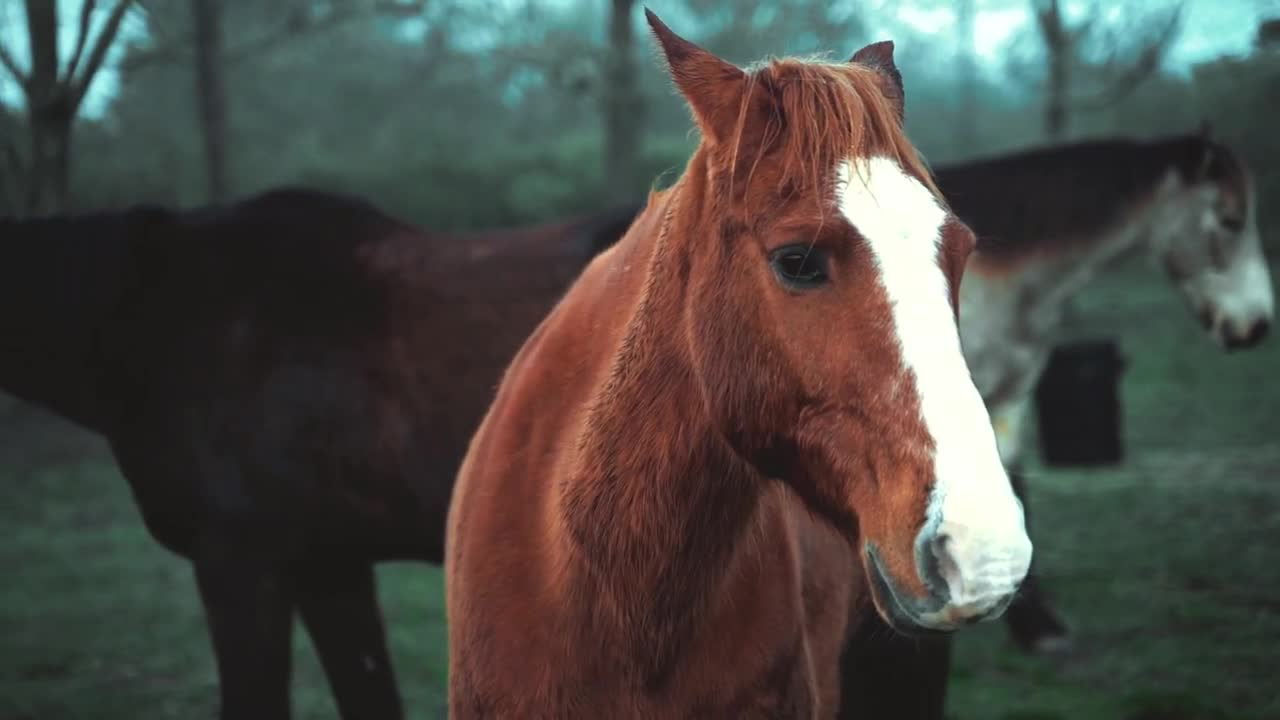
[{"x1": 0, "y1": 187, "x2": 636, "y2": 719}]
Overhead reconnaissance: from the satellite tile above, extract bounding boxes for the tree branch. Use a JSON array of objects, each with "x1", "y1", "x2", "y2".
[
  {"x1": 65, "y1": 0, "x2": 98, "y2": 81},
  {"x1": 70, "y1": 0, "x2": 135, "y2": 108},
  {"x1": 0, "y1": 42, "x2": 26, "y2": 87},
  {"x1": 1071, "y1": 5, "x2": 1182, "y2": 111}
]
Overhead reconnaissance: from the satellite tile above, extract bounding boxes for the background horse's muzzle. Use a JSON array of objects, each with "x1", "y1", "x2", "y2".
[{"x1": 1223, "y1": 317, "x2": 1270, "y2": 350}]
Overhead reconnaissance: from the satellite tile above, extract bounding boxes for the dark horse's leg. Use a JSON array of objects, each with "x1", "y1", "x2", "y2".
[
  {"x1": 836, "y1": 609, "x2": 951, "y2": 720},
  {"x1": 1001, "y1": 464, "x2": 1071, "y2": 653},
  {"x1": 294, "y1": 560, "x2": 404, "y2": 720},
  {"x1": 193, "y1": 526, "x2": 296, "y2": 720}
]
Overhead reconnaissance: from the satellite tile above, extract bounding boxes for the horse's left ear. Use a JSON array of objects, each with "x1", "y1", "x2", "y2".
[{"x1": 850, "y1": 40, "x2": 905, "y2": 120}]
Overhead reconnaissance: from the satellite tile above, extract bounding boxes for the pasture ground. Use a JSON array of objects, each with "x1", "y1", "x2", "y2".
[{"x1": 1, "y1": 261, "x2": 1277, "y2": 720}]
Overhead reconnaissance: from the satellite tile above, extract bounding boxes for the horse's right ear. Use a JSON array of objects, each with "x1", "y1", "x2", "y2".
[
  {"x1": 850, "y1": 40, "x2": 905, "y2": 121},
  {"x1": 644, "y1": 8, "x2": 747, "y2": 145}
]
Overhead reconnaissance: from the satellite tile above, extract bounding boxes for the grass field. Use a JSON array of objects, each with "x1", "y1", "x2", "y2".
[{"x1": 1, "y1": 262, "x2": 1277, "y2": 720}]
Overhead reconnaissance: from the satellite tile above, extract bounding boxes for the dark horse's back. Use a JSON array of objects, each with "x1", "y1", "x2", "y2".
[{"x1": 6, "y1": 187, "x2": 635, "y2": 564}]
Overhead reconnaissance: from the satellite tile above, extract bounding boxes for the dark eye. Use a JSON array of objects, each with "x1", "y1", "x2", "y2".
[
  {"x1": 1221, "y1": 216, "x2": 1244, "y2": 233},
  {"x1": 769, "y1": 245, "x2": 828, "y2": 289}
]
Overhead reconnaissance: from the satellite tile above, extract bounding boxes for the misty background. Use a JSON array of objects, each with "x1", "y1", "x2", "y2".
[{"x1": 1, "y1": 0, "x2": 1277, "y2": 236}]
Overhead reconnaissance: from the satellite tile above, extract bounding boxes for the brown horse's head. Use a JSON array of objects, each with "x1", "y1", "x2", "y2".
[{"x1": 643, "y1": 11, "x2": 1030, "y2": 633}]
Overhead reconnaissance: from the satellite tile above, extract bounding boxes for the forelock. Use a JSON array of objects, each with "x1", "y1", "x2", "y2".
[{"x1": 719, "y1": 58, "x2": 940, "y2": 212}]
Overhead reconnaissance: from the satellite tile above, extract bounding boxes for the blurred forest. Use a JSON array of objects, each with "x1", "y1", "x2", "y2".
[{"x1": 0, "y1": 0, "x2": 1277, "y2": 241}]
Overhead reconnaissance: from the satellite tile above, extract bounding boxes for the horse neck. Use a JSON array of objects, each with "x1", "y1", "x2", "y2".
[
  {"x1": 554, "y1": 186, "x2": 767, "y2": 680},
  {"x1": 0, "y1": 210, "x2": 147, "y2": 431},
  {"x1": 1008, "y1": 208, "x2": 1156, "y2": 332}
]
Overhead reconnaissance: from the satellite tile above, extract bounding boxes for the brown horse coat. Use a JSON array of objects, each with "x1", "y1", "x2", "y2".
[{"x1": 446, "y1": 11, "x2": 1028, "y2": 718}]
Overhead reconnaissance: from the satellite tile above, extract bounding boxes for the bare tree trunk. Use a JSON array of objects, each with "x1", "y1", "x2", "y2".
[
  {"x1": 602, "y1": 0, "x2": 642, "y2": 203},
  {"x1": 3, "y1": 0, "x2": 137, "y2": 214},
  {"x1": 954, "y1": 0, "x2": 979, "y2": 148},
  {"x1": 192, "y1": 0, "x2": 230, "y2": 201},
  {"x1": 0, "y1": 112, "x2": 24, "y2": 213},
  {"x1": 24, "y1": 0, "x2": 73, "y2": 213},
  {"x1": 1045, "y1": 46, "x2": 1069, "y2": 140},
  {"x1": 25, "y1": 107, "x2": 74, "y2": 214},
  {"x1": 1036, "y1": 0, "x2": 1071, "y2": 141}
]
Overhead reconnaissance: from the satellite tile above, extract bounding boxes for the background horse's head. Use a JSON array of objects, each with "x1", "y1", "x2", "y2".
[
  {"x1": 1151, "y1": 128, "x2": 1273, "y2": 350},
  {"x1": 644, "y1": 11, "x2": 1031, "y2": 634}
]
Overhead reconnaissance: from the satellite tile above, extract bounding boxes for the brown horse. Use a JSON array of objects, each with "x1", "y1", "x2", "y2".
[
  {"x1": 444, "y1": 11, "x2": 1031, "y2": 717},
  {"x1": 560, "y1": 129, "x2": 1274, "y2": 664},
  {"x1": 0, "y1": 188, "x2": 637, "y2": 719}
]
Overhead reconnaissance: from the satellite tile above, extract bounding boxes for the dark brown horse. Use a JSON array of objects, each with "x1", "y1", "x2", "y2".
[
  {"x1": 445, "y1": 11, "x2": 1030, "y2": 717},
  {"x1": 0, "y1": 188, "x2": 637, "y2": 719}
]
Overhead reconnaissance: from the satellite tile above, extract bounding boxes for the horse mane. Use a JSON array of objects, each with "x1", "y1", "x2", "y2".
[{"x1": 727, "y1": 57, "x2": 941, "y2": 205}]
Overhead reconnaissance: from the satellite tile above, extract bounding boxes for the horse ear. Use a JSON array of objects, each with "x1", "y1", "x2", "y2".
[
  {"x1": 1198, "y1": 118, "x2": 1212, "y2": 139},
  {"x1": 644, "y1": 7, "x2": 747, "y2": 144},
  {"x1": 850, "y1": 40, "x2": 905, "y2": 120}
]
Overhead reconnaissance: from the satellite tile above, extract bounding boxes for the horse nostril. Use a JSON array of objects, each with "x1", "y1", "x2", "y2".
[
  {"x1": 1228, "y1": 317, "x2": 1269, "y2": 348},
  {"x1": 1247, "y1": 318, "x2": 1271, "y2": 346},
  {"x1": 920, "y1": 532, "x2": 956, "y2": 601},
  {"x1": 1227, "y1": 318, "x2": 1271, "y2": 350}
]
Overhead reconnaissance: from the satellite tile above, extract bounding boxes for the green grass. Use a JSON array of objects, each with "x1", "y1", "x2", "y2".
[{"x1": 1, "y1": 263, "x2": 1278, "y2": 719}]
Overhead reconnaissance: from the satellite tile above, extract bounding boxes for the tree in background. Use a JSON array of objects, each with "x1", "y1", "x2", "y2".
[
  {"x1": 601, "y1": 0, "x2": 640, "y2": 203},
  {"x1": 128, "y1": 0, "x2": 430, "y2": 203},
  {"x1": 1025, "y1": 0, "x2": 1182, "y2": 140},
  {"x1": 954, "y1": 0, "x2": 978, "y2": 148},
  {"x1": 190, "y1": 0, "x2": 226, "y2": 201},
  {"x1": 0, "y1": 0, "x2": 138, "y2": 214},
  {"x1": 23, "y1": 0, "x2": 1276, "y2": 238}
]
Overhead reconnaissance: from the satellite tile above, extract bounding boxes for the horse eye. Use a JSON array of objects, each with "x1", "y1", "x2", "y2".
[
  {"x1": 1221, "y1": 216, "x2": 1244, "y2": 233},
  {"x1": 769, "y1": 245, "x2": 828, "y2": 289}
]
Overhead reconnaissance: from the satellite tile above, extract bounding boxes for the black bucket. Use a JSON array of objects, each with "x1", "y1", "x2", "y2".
[{"x1": 1034, "y1": 338, "x2": 1127, "y2": 467}]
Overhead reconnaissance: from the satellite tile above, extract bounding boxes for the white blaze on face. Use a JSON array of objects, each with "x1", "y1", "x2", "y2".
[{"x1": 836, "y1": 156, "x2": 1032, "y2": 615}]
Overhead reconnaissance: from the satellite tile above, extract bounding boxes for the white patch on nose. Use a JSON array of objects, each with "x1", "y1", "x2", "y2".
[
  {"x1": 1206, "y1": 180, "x2": 1274, "y2": 338},
  {"x1": 835, "y1": 157, "x2": 1032, "y2": 614},
  {"x1": 1210, "y1": 238, "x2": 1275, "y2": 333}
]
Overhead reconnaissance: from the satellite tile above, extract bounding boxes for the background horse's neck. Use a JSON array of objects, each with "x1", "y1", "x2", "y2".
[
  {"x1": 0, "y1": 209, "x2": 156, "y2": 431},
  {"x1": 951, "y1": 136, "x2": 1210, "y2": 334},
  {"x1": 941, "y1": 135, "x2": 1209, "y2": 270},
  {"x1": 555, "y1": 190, "x2": 767, "y2": 686}
]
